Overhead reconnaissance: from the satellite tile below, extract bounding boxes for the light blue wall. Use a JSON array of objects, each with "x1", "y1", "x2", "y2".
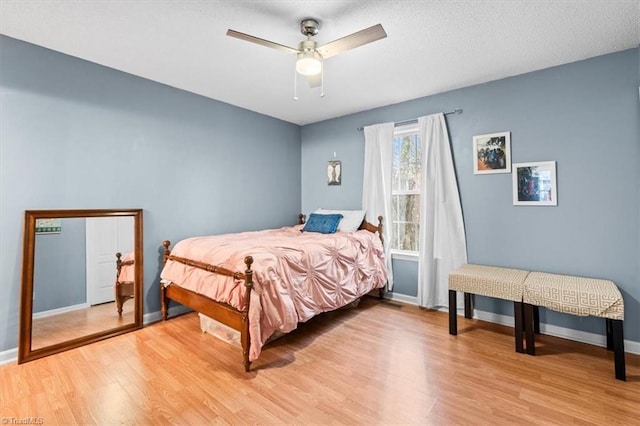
[
  {"x1": 301, "y1": 48, "x2": 640, "y2": 343},
  {"x1": 1, "y1": 33, "x2": 637, "y2": 352},
  {"x1": 0, "y1": 35, "x2": 301, "y2": 351},
  {"x1": 390, "y1": 259, "x2": 418, "y2": 297},
  {"x1": 33, "y1": 219, "x2": 87, "y2": 313}
]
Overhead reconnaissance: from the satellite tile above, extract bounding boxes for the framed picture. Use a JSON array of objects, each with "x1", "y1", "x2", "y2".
[
  {"x1": 327, "y1": 160, "x2": 341, "y2": 186},
  {"x1": 35, "y1": 218, "x2": 62, "y2": 234},
  {"x1": 473, "y1": 132, "x2": 511, "y2": 174},
  {"x1": 512, "y1": 161, "x2": 557, "y2": 206}
]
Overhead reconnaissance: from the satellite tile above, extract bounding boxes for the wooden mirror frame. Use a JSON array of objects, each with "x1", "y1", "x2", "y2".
[{"x1": 18, "y1": 209, "x2": 143, "y2": 363}]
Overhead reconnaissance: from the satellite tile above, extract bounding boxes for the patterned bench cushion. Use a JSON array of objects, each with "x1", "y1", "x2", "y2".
[
  {"x1": 448, "y1": 264, "x2": 529, "y2": 302},
  {"x1": 523, "y1": 272, "x2": 624, "y2": 320}
]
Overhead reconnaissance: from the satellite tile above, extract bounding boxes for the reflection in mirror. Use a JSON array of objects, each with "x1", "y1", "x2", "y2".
[
  {"x1": 19, "y1": 209, "x2": 143, "y2": 363},
  {"x1": 31, "y1": 217, "x2": 135, "y2": 350}
]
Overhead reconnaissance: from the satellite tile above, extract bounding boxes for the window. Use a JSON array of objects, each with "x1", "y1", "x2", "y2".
[{"x1": 391, "y1": 126, "x2": 421, "y2": 253}]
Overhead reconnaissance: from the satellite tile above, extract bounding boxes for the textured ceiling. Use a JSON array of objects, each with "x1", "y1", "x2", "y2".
[{"x1": 1, "y1": 1, "x2": 638, "y2": 125}]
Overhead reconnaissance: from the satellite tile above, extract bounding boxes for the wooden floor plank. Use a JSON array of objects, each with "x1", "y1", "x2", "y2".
[{"x1": 1, "y1": 297, "x2": 638, "y2": 424}]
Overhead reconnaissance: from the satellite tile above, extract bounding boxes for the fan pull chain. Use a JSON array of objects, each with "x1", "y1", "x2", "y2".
[{"x1": 293, "y1": 67, "x2": 299, "y2": 101}]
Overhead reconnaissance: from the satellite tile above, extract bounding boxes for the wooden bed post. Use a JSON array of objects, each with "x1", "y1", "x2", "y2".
[
  {"x1": 115, "y1": 252, "x2": 124, "y2": 315},
  {"x1": 161, "y1": 241, "x2": 171, "y2": 321},
  {"x1": 162, "y1": 240, "x2": 171, "y2": 263},
  {"x1": 116, "y1": 252, "x2": 123, "y2": 274},
  {"x1": 241, "y1": 255, "x2": 254, "y2": 372}
]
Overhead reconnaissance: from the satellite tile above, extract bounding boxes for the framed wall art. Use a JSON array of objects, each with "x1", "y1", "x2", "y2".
[
  {"x1": 327, "y1": 160, "x2": 341, "y2": 186},
  {"x1": 35, "y1": 218, "x2": 62, "y2": 234},
  {"x1": 512, "y1": 161, "x2": 557, "y2": 206},
  {"x1": 473, "y1": 131, "x2": 511, "y2": 174}
]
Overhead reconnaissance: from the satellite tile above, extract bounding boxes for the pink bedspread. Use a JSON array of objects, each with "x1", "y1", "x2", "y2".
[{"x1": 160, "y1": 225, "x2": 387, "y2": 361}]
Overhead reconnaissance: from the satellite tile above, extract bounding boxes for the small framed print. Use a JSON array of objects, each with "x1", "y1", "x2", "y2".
[
  {"x1": 327, "y1": 160, "x2": 341, "y2": 186},
  {"x1": 35, "y1": 218, "x2": 62, "y2": 234},
  {"x1": 512, "y1": 161, "x2": 557, "y2": 206},
  {"x1": 473, "y1": 132, "x2": 511, "y2": 174}
]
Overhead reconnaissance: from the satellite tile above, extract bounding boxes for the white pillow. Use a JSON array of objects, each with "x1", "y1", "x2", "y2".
[{"x1": 314, "y1": 209, "x2": 366, "y2": 232}]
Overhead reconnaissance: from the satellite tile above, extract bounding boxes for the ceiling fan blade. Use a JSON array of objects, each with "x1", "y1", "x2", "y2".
[
  {"x1": 316, "y1": 24, "x2": 387, "y2": 59},
  {"x1": 307, "y1": 73, "x2": 322, "y2": 88},
  {"x1": 226, "y1": 29, "x2": 299, "y2": 55}
]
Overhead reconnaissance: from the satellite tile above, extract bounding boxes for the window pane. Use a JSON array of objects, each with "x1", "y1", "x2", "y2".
[
  {"x1": 392, "y1": 131, "x2": 421, "y2": 252},
  {"x1": 393, "y1": 135, "x2": 421, "y2": 192},
  {"x1": 392, "y1": 138, "x2": 401, "y2": 191},
  {"x1": 396, "y1": 222, "x2": 419, "y2": 251},
  {"x1": 401, "y1": 194, "x2": 420, "y2": 223},
  {"x1": 391, "y1": 194, "x2": 420, "y2": 251},
  {"x1": 392, "y1": 194, "x2": 399, "y2": 225}
]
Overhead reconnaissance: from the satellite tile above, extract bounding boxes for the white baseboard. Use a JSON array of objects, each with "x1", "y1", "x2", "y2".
[
  {"x1": 143, "y1": 305, "x2": 192, "y2": 324},
  {"x1": 384, "y1": 292, "x2": 418, "y2": 305},
  {"x1": 0, "y1": 348, "x2": 17, "y2": 366},
  {"x1": 472, "y1": 308, "x2": 640, "y2": 355},
  {"x1": 32, "y1": 303, "x2": 89, "y2": 320}
]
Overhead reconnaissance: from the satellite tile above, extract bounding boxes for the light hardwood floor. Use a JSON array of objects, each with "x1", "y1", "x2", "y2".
[
  {"x1": 32, "y1": 301, "x2": 135, "y2": 350},
  {"x1": 1, "y1": 297, "x2": 638, "y2": 425}
]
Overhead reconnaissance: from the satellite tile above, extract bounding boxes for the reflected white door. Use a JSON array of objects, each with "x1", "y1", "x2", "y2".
[{"x1": 86, "y1": 217, "x2": 134, "y2": 305}]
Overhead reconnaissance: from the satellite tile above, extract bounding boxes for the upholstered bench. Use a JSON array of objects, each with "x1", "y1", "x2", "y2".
[
  {"x1": 448, "y1": 264, "x2": 529, "y2": 353},
  {"x1": 522, "y1": 271, "x2": 626, "y2": 381}
]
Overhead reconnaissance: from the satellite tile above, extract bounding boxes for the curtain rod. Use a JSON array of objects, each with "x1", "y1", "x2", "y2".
[{"x1": 356, "y1": 108, "x2": 463, "y2": 131}]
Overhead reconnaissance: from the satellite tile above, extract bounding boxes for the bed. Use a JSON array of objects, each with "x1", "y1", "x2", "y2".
[
  {"x1": 115, "y1": 252, "x2": 135, "y2": 315},
  {"x1": 160, "y1": 213, "x2": 387, "y2": 371}
]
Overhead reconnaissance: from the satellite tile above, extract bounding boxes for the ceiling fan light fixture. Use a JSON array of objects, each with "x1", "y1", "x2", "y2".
[
  {"x1": 227, "y1": 18, "x2": 387, "y2": 95},
  {"x1": 296, "y1": 50, "x2": 322, "y2": 76}
]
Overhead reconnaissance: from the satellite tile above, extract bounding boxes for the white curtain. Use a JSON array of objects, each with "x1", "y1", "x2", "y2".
[
  {"x1": 417, "y1": 113, "x2": 468, "y2": 308},
  {"x1": 362, "y1": 122, "x2": 395, "y2": 290}
]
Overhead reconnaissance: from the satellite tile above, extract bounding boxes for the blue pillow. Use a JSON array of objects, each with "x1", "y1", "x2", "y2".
[{"x1": 301, "y1": 213, "x2": 343, "y2": 234}]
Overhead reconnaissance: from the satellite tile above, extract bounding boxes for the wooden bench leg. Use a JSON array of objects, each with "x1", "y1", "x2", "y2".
[
  {"x1": 464, "y1": 293, "x2": 473, "y2": 319},
  {"x1": 523, "y1": 303, "x2": 536, "y2": 355},
  {"x1": 514, "y1": 302, "x2": 524, "y2": 354},
  {"x1": 449, "y1": 290, "x2": 457, "y2": 335},
  {"x1": 609, "y1": 319, "x2": 626, "y2": 381},
  {"x1": 606, "y1": 318, "x2": 614, "y2": 350},
  {"x1": 533, "y1": 305, "x2": 540, "y2": 334}
]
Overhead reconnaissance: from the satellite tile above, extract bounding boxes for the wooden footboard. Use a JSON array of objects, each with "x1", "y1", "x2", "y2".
[
  {"x1": 115, "y1": 252, "x2": 134, "y2": 316},
  {"x1": 161, "y1": 240, "x2": 254, "y2": 372}
]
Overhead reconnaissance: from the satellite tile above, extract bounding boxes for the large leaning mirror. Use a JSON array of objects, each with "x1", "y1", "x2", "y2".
[{"x1": 18, "y1": 209, "x2": 143, "y2": 363}]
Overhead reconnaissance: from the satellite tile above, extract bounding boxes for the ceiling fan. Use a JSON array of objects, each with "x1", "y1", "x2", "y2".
[{"x1": 226, "y1": 19, "x2": 387, "y2": 95}]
